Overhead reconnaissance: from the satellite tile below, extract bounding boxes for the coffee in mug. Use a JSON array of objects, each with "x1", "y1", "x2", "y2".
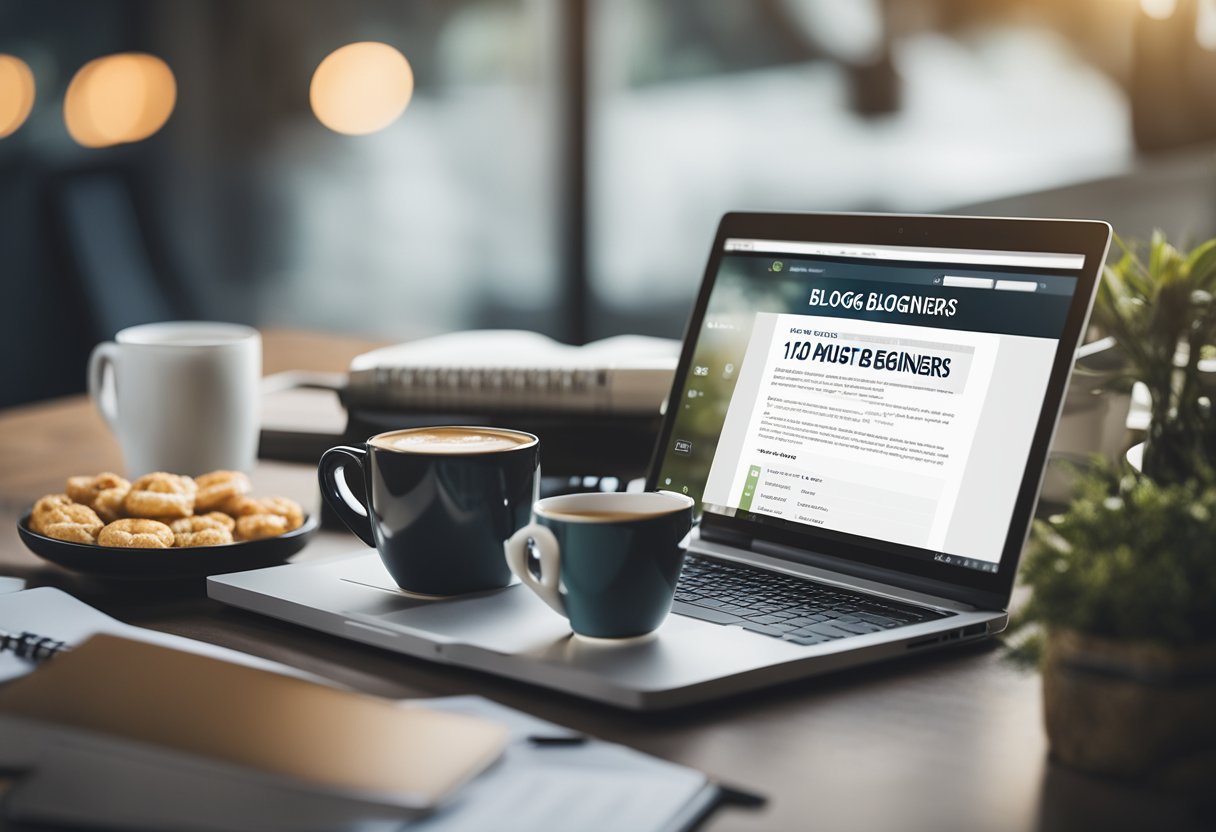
[
  {"x1": 320, "y1": 427, "x2": 540, "y2": 596},
  {"x1": 371, "y1": 427, "x2": 534, "y2": 455},
  {"x1": 530, "y1": 510, "x2": 650, "y2": 522},
  {"x1": 504, "y1": 491, "x2": 695, "y2": 639}
]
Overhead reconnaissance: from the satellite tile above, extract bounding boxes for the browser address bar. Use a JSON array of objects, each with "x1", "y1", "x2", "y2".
[{"x1": 724, "y1": 238, "x2": 1085, "y2": 270}]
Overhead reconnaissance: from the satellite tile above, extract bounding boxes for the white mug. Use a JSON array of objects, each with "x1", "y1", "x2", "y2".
[{"x1": 87, "y1": 322, "x2": 262, "y2": 477}]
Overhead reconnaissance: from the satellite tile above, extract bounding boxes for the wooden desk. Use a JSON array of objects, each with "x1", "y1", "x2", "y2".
[{"x1": 0, "y1": 331, "x2": 1204, "y2": 832}]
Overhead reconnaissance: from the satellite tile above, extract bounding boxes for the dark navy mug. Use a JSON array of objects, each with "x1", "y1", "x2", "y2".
[
  {"x1": 504, "y1": 491, "x2": 695, "y2": 638},
  {"x1": 319, "y1": 426, "x2": 540, "y2": 596}
]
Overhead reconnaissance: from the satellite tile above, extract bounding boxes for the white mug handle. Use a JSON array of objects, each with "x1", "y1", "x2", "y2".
[
  {"x1": 87, "y1": 341, "x2": 121, "y2": 432},
  {"x1": 504, "y1": 523, "x2": 566, "y2": 616}
]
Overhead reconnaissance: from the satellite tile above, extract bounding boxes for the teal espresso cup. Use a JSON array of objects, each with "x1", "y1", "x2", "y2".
[{"x1": 504, "y1": 491, "x2": 695, "y2": 639}]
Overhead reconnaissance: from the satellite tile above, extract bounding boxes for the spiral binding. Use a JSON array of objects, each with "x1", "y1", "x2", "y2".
[{"x1": 0, "y1": 629, "x2": 71, "y2": 663}]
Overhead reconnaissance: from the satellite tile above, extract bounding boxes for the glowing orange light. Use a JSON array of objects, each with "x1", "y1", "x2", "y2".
[
  {"x1": 310, "y1": 42, "x2": 413, "y2": 135},
  {"x1": 1140, "y1": 0, "x2": 1177, "y2": 20},
  {"x1": 1199, "y1": 0, "x2": 1216, "y2": 50},
  {"x1": 0, "y1": 55, "x2": 36, "y2": 139},
  {"x1": 64, "y1": 52, "x2": 176, "y2": 148}
]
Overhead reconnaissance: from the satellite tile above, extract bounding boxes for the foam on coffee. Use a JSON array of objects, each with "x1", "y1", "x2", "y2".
[
  {"x1": 537, "y1": 509, "x2": 664, "y2": 522},
  {"x1": 371, "y1": 427, "x2": 535, "y2": 454},
  {"x1": 538, "y1": 508, "x2": 683, "y2": 522}
]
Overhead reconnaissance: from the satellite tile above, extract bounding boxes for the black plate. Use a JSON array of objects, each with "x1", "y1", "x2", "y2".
[{"x1": 17, "y1": 512, "x2": 318, "y2": 579}]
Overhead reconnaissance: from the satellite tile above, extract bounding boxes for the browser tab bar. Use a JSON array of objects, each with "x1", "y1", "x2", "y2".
[{"x1": 723, "y1": 238, "x2": 1084, "y2": 270}]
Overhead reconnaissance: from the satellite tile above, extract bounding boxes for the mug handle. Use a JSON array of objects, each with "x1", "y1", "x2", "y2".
[
  {"x1": 504, "y1": 524, "x2": 566, "y2": 616},
  {"x1": 87, "y1": 341, "x2": 120, "y2": 432},
  {"x1": 318, "y1": 446, "x2": 377, "y2": 548}
]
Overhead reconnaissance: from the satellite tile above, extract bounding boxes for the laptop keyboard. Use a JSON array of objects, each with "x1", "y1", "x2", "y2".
[{"x1": 672, "y1": 554, "x2": 950, "y2": 646}]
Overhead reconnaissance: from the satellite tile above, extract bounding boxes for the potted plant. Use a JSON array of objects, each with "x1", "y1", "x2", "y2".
[
  {"x1": 1040, "y1": 334, "x2": 1133, "y2": 505},
  {"x1": 1008, "y1": 233, "x2": 1216, "y2": 784}
]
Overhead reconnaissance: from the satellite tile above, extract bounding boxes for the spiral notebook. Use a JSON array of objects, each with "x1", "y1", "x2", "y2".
[{"x1": 344, "y1": 330, "x2": 679, "y2": 415}]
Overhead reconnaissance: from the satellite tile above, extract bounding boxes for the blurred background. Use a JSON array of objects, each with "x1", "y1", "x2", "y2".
[{"x1": 2, "y1": 0, "x2": 1216, "y2": 407}]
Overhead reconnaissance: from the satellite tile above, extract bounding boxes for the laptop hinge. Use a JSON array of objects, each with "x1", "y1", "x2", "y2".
[
  {"x1": 697, "y1": 525, "x2": 1005, "y2": 611},
  {"x1": 697, "y1": 524, "x2": 754, "y2": 550}
]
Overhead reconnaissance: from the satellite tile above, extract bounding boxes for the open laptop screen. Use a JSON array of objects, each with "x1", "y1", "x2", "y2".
[{"x1": 655, "y1": 231, "x2": 1087, "y2": 579}]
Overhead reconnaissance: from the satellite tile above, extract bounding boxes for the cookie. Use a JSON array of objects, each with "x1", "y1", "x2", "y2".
[
  {"x1": 235, "y1": 513, "x2": 290, "y2": 541},
  {"x1": 65, "y1": 472, "x2": 130, "y2": 518},
  {"x1": 123, "y1": 473, "x2": 197, "y2": 520},
  {"x1": 30, "y1": 494, "x2": 76, "y2": 534},
  {"x1": 97, "y1": 518, "x2": 175, "y2": 549},
  {"x1": 170, "y1": 512, "x2": 236, "y2": 534},
  {"x1": 174, "y1": 526, "x2": 233, "y2": 548},
  {"x1": 219, "y1": 495, "x2": 261, "y2": 517},
  {"x1": 93, "y1": 486, "x2": 130, "y2": 522},
  {"x1": 194, "y1": 470, "x2": 251, "y2": 513},
  {"x1": 36, "y1": 500, "x2": 104, "y2": 544},
  {"x1": 43, "y1": 521, "x2": 103, "y2": 544},
  {"x1": 224, "y1": 496, "x2": 304, "y2": 531}
]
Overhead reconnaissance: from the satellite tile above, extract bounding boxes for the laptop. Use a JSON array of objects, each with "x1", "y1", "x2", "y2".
[{"x1": 209, "y1": 212, "x2": 1111, "y2": 710}]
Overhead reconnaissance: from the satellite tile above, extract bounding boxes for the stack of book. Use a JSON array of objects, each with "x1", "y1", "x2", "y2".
[{"x1": 262, "y1": 330, "x2": 682, "y2": 478}]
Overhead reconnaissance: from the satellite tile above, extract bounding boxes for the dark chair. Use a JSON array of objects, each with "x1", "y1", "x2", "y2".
[{"x1": 0, "y1": 163, "x2": 193, "y2": 407}]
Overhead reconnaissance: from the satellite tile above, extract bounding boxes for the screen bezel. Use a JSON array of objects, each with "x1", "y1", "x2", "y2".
[{"x1": 647, "y1": 211, "x2": 1111, "y2": 606}]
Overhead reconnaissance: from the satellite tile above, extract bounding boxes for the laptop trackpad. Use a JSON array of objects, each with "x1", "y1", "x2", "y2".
[{"x1": 356, "y1": 585, "x2": 576, "y2": 653}]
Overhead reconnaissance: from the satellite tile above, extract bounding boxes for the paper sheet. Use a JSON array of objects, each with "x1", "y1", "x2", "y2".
[
  {"x1": 0, "y1": 587, "x2": 311, "y2": 685},
  {"x1": 406, "y1": 696, "x2": 714, "y2": 832}
]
